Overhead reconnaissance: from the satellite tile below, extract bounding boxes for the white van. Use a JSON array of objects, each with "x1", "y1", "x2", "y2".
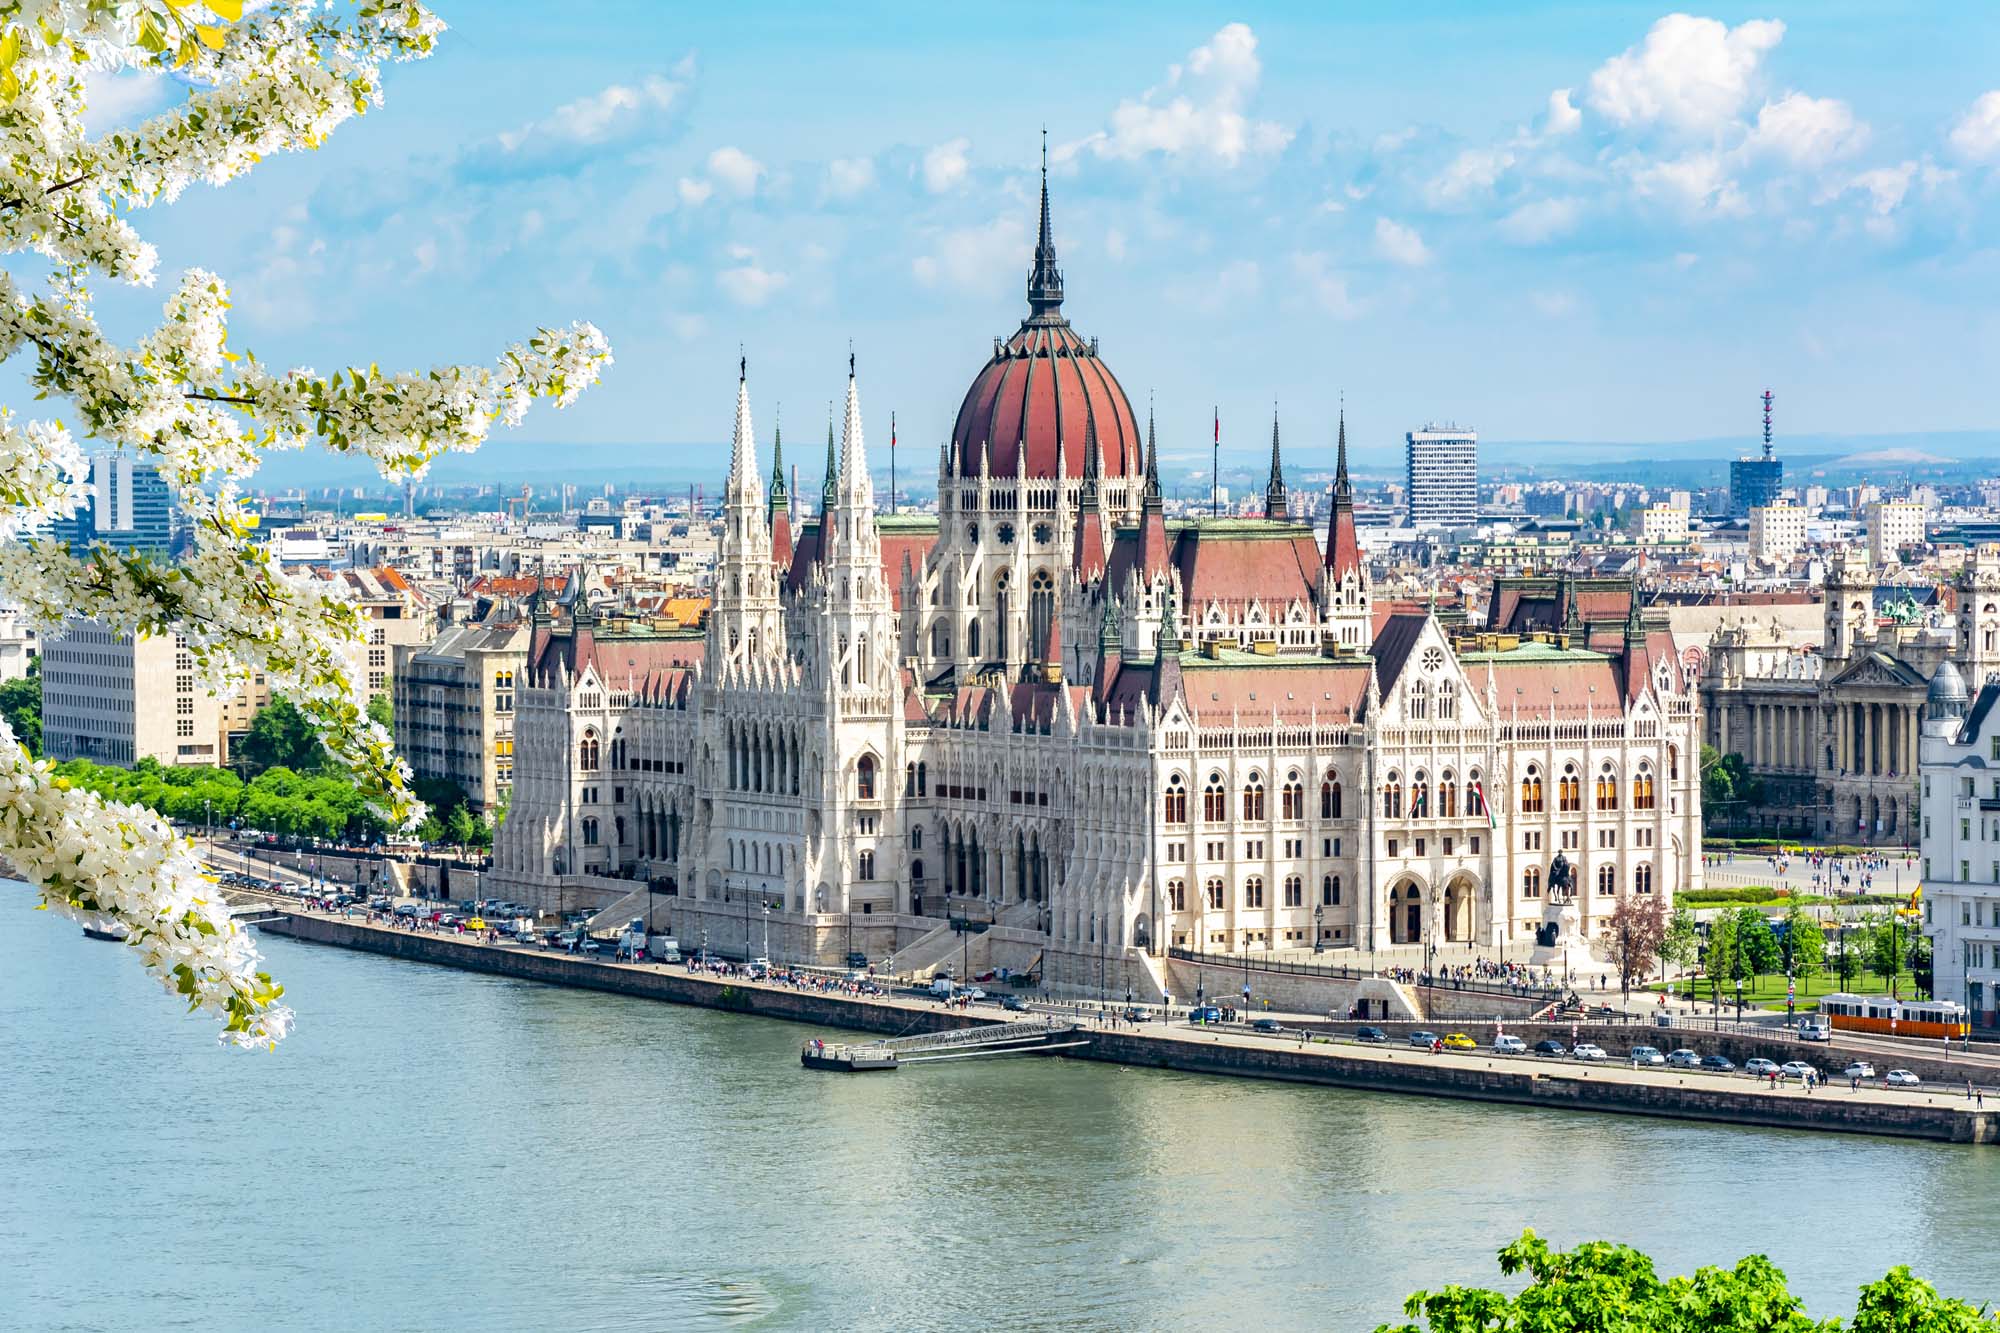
[
  {"x1": 651, "y1": 935, "x2": 683, "y2": 964},
  {"x1": 929, "y1": 975, "x2": 956, "y2": 998}
]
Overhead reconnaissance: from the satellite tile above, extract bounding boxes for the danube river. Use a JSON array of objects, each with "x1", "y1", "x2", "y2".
[{"x1": 5, "y1": 919, "x2": 1998, "y2": 1331}]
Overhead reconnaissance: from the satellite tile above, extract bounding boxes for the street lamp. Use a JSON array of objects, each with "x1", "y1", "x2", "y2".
[
  {"x1": 1314, "y1": 904, "x2": 1324, "y2": 955},
  {"x1": 761, "y1": 902, "x2": 771, "y2": 965}
]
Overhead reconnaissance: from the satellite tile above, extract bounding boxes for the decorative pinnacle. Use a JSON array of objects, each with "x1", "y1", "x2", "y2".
[{"x1": 1027, "y1": 130, "x2": 1064, "y2": 321}]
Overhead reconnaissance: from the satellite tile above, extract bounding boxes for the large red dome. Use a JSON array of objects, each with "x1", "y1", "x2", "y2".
[{"x1": 947, "y1": 169, "x2": 1141, "y2": 482}]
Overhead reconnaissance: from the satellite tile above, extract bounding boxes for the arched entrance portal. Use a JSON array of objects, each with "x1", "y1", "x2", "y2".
[
  {"x1": 1389, "y1": 881, "x2": 1424, "y2": 945},
  {"x1": 1442, "y1": 875, "x2": 1476, "y2": 943}
]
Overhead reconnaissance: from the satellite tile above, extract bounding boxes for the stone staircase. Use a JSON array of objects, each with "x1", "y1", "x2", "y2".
[
  {"x1": 891, "y1": 917, "x2": 966, "y2": 978},
  {"x1": 584, "y1": 884, "x2": 652, "y2": 934}
]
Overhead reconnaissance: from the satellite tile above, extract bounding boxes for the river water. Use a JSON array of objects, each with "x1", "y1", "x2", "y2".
[{"x1": 4, "y1": 917, "x2": 1998, "y2": 1331}]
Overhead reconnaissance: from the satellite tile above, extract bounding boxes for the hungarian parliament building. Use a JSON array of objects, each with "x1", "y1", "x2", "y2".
[{"x1": 491, "y1": 175, "x2": 1704, "y2": 992}]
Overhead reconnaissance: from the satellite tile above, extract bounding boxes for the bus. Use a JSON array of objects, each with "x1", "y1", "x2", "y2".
[{"x1": 1814, "y1": 993, "x2": 1968, "y2": 1040}]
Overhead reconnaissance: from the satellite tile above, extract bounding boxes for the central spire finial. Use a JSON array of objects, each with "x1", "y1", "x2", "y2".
[{"x1": 1027, "y1": 132, "x2": 1064, "y2": 321}]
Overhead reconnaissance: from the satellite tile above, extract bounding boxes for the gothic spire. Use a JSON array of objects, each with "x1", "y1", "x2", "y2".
[
  {"x1": 1143, "y1": 397, "x2": 1161, "y2": 503},
  {"x1": 1334, "y1": 399, "x2": 1351, "y2": 501},
  {"x1": 821, "y1": 400, "x2": 837, "y2": 517},
  {"x1": 838, "y1": 352, "x2": 871, "y2": 509},
  {"x1": 728, "y1": 352, "x2": 756, "y2": 496},
  {"x1": 1265, "y1": 403, "x2": 1287, "y2": 520},
  {"x1": 1027, "y1": 129, "x2": 1065, "y2": 322}
]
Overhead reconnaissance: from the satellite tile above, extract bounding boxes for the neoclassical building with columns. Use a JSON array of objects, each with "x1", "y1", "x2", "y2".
[
  {"x1": 1702, "y1": 545, "x2": 2000, "y2": 842},
  {"x1": 491, "y1": 173, "x2": 1701, "y2": 991}
]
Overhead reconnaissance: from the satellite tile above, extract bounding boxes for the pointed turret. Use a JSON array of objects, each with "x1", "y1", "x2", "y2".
[
  {"x1": 839, "y1": 350, "x2": 871, "y2": 509},
  {"x1": 1325, "y1": 405, "x2": 1360, "y2": 577},
  {"x1": 1151, "y1": 585, "x2": 1183, "y2": 708},
  {"x1": 1137, "y1": 400, "x2": 1169, "y2": 575},
  {"x1": 1265, "y1": 405, "x2": 1288, "y2": 519},
  {"x1": 1072, "y1": 408, "x2": 1108, "y2": 579},
  {"x1": 727, "y1": 353, "x2": 758, "y2": 502},
  {"x1": 1093, "y1": 595, "x2": 1122, "y2": 702},
  {"x1": 767, "y1": 409, "x2": 788, "y2": 518},
  {"x1": 818, "y1": 401, "x2": 837, "y2": 558},
  {"x1": 1027, "y1": 129, "x2": 1064, "y2": 323}
]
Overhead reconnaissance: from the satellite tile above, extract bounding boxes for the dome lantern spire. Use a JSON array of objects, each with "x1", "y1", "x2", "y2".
[{"x1": 1027, "y1": 129, "x2": 1065, "y2": 323}]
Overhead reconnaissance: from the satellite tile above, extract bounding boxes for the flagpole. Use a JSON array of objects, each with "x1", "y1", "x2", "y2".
[{"x1": 1211, "y1": 405, "x2": 1219, "y2": 518}]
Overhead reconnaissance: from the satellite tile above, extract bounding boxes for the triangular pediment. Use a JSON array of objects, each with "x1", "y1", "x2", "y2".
[{"x1": 1828, "y1": 651, "x2": 1925, "y2": 690}]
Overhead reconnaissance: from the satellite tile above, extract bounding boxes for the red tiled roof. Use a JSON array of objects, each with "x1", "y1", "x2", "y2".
[
  {"x1": 1173, "y1": 523, "x2": 1324, "y2": 614},
  {"x1": 949, "y1": 320, "x2": 1143, "y2": 482},
  {"x1": 1178, "y1": 660, "x2": 1370, "y2": 725},
  {"x1": 1488, "y1": 659, "x2": 1624, "y2": 718}
]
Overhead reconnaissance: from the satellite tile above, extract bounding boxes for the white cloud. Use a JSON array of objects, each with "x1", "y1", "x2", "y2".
[
  {"x1": 1586, "y1": 14, "x2": 1784, "y2": 135},
  {"x1": 1820, "y1": 161, "x2": 1918, "y2": 216},
  {"x1": 706, "y1": 146, "x2": 764, "y2": 196},
  {"x1": 83, "y1": 70, "x2": 169, "y2": 133},
  {"x1": 922, "y1": 137, "x2": 971, "y2": 193},
  {"x1": 717, "y1": 263, "x2": 787, "y2": 307},
  {"x1": 1543, "y1": 88, "x2": 1582, "y2": 137},
  {"x1": 1104, "y1": 228, "x2": 1128, "y2": 261},
  {"x1": 1080, "y1": 23, "x2": 1291, "y2": 166},
  {"x1": 1673, "y1": 251, "x2": 1700, "y2": 269},
  {"x1": 1374, "y1": 126, "x2": 1419, "y2": 154},
  {"x1": 1289, "y1": 252, "x2": 1360, "y2": 319},
  {"x1": 1530, "y1": 290, "x2": 1580, "y2": 318},
  {"x1": 413, "y1": 238, "x2": 438, "y2": 275},
  {"x1": 1744, "y1": 92, "x2": 1867, "y2": 167},
  {"x1": 1497, "y1": 196, "x2": 1583, "y2": 244},
  {"x1": 1373, "y1": 217, "x2": 1431, "y2": 267},
  {"x1": 676, "y1": 177, "x2": 713, "y2": 207},
  {"x1": 499, "y1": 74, "x2": 684, "y2": 155},
  {"x1": 1949, "y1": 91, "x2": 2000, "y2": 162},
  {"x1": 1631, "y1": 152, "x2": 1747, "y2": 216},
  {"x1": 912, "y1": 217, "x2": 1027, "y2": 292},
  {"x1": 826, "y1": 156, "x2": 875, "y2": 198},
  {"x1": 1427, "y1": 146, "x2": 1515, "y2": 205}
]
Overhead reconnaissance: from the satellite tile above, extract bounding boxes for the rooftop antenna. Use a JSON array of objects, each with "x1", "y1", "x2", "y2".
[{"x1": 1761, "y1": 388, "x2": 1775, "y2": 461}]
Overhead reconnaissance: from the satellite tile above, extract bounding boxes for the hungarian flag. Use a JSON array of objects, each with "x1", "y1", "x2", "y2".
[{"x1": 1472, "y1": 779, "x2": 1496, "y2": 829}]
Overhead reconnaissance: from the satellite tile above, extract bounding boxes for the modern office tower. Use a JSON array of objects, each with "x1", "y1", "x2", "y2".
[
  {"x1": 1728, "y1": 389, "x2": 1783, "y2": 518},
  {"x1": 1404, "y1": 423, "x2": 1476, "y2": 528},
  {"x1": 50, "y1": 452, "x2": 174, "y2": 557}
]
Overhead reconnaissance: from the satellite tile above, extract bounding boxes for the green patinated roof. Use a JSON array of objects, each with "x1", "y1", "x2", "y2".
[
  {"x1": 1455, "y1": 640, "x2": 1610, "y2": 664},
  {"x1": 1178, "y1": 646, "x2": 1372, "y2": 668},
  {"x1": 874, "y1": 514, "x2": 940, "y2": 534}
]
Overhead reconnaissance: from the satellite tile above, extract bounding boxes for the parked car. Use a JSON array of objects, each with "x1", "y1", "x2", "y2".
[
  {"x1": 1533, "y1": 1039, "x2": 1568, "y2": 1057},
  {"x1": 1779, "y1": 1061, "x2": 1819, "y2": 1080},
  {"x1": 1354, "y1": 1026, "x2": 1388, "y2": 1044},
  {"x1": 1700, "y1": 1054, "x2": 1737, "y2": 1072},
  {"x1": 1745, "y1": 1058, "x2": 1781, "y2": 1077},
  {"x1": 1442, "y1": 1032, "x2": 1477, "y2": 1050},
  {"x1": 1121, "y1": 1007, "x2": 1149, "y2": 1024},
  {"x1": 1628, "y1": 1045, "x2": 1666, "y2": 1066},
  {"x1": 1000, "y1": 995, "x2": 1028, "y2": 1012},
  {"x1": 1798, "y1": 1020, "x2": 1832, "y2": 1043},
  {"x1": 1251, "y1": 1018, "x2": 1283, "y2": 1034},
  {"x1": 1843, "y1": 1061, "x2": 1877, "y2": 1080},
  {"x1": 1666, "y1": 1048, "x2": 1702, "y2": 1068},
  {"x1": 845, "y1": 951, "x2": 869, "y2": 969},
  {"x1": 1493, "y1": 1034, "x2": 1527, "y2": 1054},
  {"x1": 1189, "y1": 1006, "x2": 1223, "y2": 1024},
  {"x1": 1886, "y1": 1069, "x2": 1921, "y2": 1087},
  {"x1": 1572, "y1": 1043, "x2": 1609, "y2": 1061},
  {"x1": 960, "y1": 988, "x2": 987, "y2": 1002},
  {"x1": 1408, "y1": 1030, "x2": 1440, "y2": 1049}
]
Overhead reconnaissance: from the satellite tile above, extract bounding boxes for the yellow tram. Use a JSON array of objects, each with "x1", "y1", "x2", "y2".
[{"x1": 1815, "y1": 993, "x2": 1969, "y2": 1040}]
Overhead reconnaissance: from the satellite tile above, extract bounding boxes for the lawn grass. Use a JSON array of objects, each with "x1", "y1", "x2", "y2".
[{"x1": 1651, "y1": 969, "x2": 1921, "y2": 1009}]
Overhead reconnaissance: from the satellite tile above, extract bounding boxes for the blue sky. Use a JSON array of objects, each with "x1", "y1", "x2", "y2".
[{"x1": 77, "y1": 3, "x2": 2000, "y2": 478}]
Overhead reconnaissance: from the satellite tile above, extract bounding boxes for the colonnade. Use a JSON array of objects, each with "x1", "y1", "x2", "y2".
[
  {"x1": 1831, "y1": 698, "x2": 1921, "y2": 778},
  {"x1": 1720, "y1": 699, "x2": 1817, "y2": 772}
]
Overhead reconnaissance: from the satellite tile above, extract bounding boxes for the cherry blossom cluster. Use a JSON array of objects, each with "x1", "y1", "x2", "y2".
[
  {"x1": 0, "y1": 720, "x2": 294, "y2": 1046},
  {"x1": 0, "y1": 2, "x2": 613, "y2": 1043}
]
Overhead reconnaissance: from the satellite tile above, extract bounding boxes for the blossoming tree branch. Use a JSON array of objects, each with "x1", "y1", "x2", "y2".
[{"x1": 0, "y1": 0, "x2": 612, "y2": 1046}]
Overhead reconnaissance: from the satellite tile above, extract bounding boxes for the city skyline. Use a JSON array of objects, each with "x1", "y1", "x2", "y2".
[{"x1": 44, "y1": 3, "x2": 2000, "y2": 471}]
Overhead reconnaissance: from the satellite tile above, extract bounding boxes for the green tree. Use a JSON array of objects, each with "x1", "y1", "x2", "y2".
[
  {"x1": 0, "y1": 661, "x2": 39, "y2": 756},
  {"x1": 237, "y1": 695, "x2": 329, "y2": 775},
  {"x1": 1378, "y1": 1229, "x2": 1997, "y2": 1333},
  {"x1": 367, "y1": 692, "x2": 394, "y2": 740},
  {"x1": 1662, "y1": 904, "x2": 1702, "y2": 981},
  {"x1": 1735, "y1": 907, "x2": 1782, "y2": 979},
  {"x1": 1869, "y1": 913, "x2": 1910, "y2": 993},
  {"x1": 446, "y1": 803, "x2": 476, "y2": 850},
  {"x1": 1705, "y1": 910, "x2": 1741, "y2": 1010},
  {"x1": 1783, "y1": 901, "x2": 1827, "y2": 993}
]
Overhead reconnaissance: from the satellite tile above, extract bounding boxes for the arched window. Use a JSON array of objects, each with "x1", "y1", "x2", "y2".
[
  {"x1": 1283, "y1": 875, "x2": 1303, "y2": 907},
  {"x1": 911, "y1": 826, "x2": 923, "y2": 850},
  {"x1": 1410, "y1": 771, "x2": 1429, "y2": 819},
  {"x1": 1204, "y1": 878, "x2": 1224, "y2": 910},
  {"x1": 1559, "y1": 764, "x2": 1581, "y2": 812},
  {"x1": 916, "y1": 762, "x2": 928, "y2": 797},
  {"x1": 857, "y1": 754, "x2": 877, "y2": 800},
  {"x1": 1522, "y1": 868, "x2": 1541, "y2": 898},
  {"x1": 1383, "y1": 773, "x2": 1403, "y2": 819},
  {"x1": 1322, "y1": 874, "x2": 1341, "y2": 906},
  {"x1": 1281, "y1": 773, "x2": 1304, "y2": 821},
  {"x1": 906, "y1": 762, "x2": 918, "y2": 797},
  {"x1": 1029, "y1": 569, "x2": 1055, "y2": 660},
  {"x1": 1409, "y1": 678, "x2": 1429, "y2": 720},
  {"x1": 1668, "y1": 745, "x2": 1680, "y2": 781},
  {"x1": 1597, "y1": 864, "x2": 1617, "y2": 895},
  {"x1": 1168, "y1": 879, "x2": 1187, "y2": 911},
  {"x1": 1520, "y1": 764, "x2": 1543, "y2": 813},
  {"x1": 858, "y1": 850, "x2": 876, "y2": 879},
  {"x1": 579, "y1": 733, "x2": 600, "y2": 771},
  {"x1": 1634, "y1": 863, "x2": 1654, "y2": 894},
  {"x1": 1437, "y1": 678, "x2": 1456, "y2": 721},
  {"x1": 1244, "y1": 876, "x2": 1265, "y2": 908},
  {"x1": 1164, "y1": 773, "x2": 1188, "y2": 824},
  {"x1": 581, "y1": 817, "x2": 599, "y2": 846},
  {"x1": 1243, "y1": 772, "x2": 1266, "y2": 821},
  {"x1": 1321, "y1": 774, "x2": 1342, "y2": 819},
  {"x1": 1633, "y1": 764, "x2": 1655, "y2": 810},
  {"x1": 1466, "y1": 770, "x2": 1485, "y2": 818},
  {"x1": 1596, "y1": 763, "x2": 1619, "y2": 811},
  {"x1": 1439, "y1": 769, "x2": 1458, "y2": 819},
  {"x1": 1203, "y1": 773, "x2": 1226, "y2": 822}
]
